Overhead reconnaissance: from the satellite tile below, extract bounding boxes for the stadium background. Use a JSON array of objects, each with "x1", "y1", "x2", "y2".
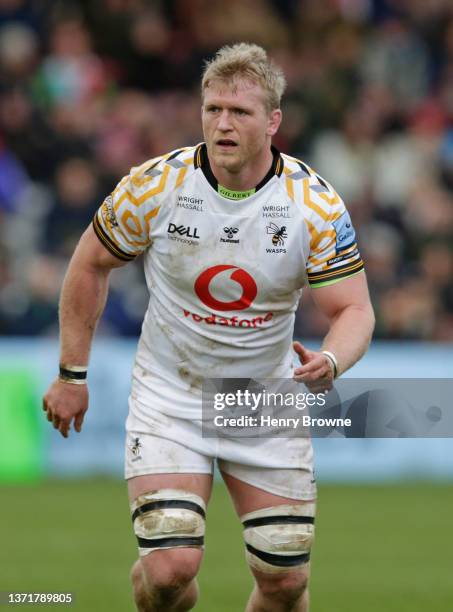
[{"x1": 0, "y1": 1, "x2": 452, "y2": 610}]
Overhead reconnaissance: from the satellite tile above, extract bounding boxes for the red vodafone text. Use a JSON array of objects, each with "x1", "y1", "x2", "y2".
[{"x1": 183, "y1": 309, "x2": 273, "y2": 328}]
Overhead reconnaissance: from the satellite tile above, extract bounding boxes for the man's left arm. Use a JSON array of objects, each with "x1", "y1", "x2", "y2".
[{"x1": 294, "y1": 272, "x2": 375, "y2": 391}]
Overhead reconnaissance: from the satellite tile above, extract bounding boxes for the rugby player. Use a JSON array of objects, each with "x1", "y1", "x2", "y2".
[{"x1": 43, "y1": 43, "x2": 375, "y2": 611}]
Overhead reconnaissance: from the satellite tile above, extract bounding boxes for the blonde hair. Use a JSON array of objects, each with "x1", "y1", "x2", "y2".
[{"x1": 201, "y1": 43, "x2": 286, "y2": 111}]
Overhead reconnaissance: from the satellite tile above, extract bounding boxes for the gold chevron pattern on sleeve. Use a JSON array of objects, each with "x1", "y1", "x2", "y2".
[
  {"x1": 296, "y1": 166, "x2": 364, "y2": 288},
  {"x1": 92, "y1": 146, "x2": 196, "y2": 260},
  {"x1": 92, "y1": 212, "x2": 137, "y2": 261}
]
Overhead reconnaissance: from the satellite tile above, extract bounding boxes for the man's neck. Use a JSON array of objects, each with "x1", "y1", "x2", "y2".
[{"x1": 209, "y1": 147, "x2": 274, "y2": 192}]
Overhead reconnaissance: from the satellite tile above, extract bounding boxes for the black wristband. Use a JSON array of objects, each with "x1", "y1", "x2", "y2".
[{"x1": 59, "y1": 366, "x2": 87, "y2": 381}]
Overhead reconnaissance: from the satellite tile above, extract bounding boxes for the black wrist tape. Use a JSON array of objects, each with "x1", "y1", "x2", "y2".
[{"x1": 59, "y1": 366, "x2": 87, "y2": 381}]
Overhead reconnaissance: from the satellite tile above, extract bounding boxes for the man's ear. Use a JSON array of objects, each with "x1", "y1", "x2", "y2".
[{"x1": 267, "y1": 108, "x2": 282, "y2": 136}]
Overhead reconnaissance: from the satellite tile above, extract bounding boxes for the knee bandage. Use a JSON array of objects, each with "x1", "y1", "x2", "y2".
[
  {"x1": 131, "y1": 489, "x2": 206, "y2": 557},
  {"x1": 241, "y1": 503, "x2": 315, "y2": 573}
]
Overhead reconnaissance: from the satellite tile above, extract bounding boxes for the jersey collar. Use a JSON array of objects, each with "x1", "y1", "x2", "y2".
[{"x1": 194, "y1": 142, "x2": 283, "y2": 195}]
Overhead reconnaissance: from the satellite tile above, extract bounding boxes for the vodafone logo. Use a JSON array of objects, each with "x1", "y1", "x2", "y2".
[{"x1": 194, "y1": 265, "x2": 257, "y2": 312}]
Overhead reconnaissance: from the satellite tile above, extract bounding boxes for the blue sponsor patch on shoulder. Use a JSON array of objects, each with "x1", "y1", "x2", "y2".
[{"x1": 332, "y1": 211, "x2": 356, "y2": 253}]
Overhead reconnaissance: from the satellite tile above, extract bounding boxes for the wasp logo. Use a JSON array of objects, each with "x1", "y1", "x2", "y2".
[
  {"x1": 267, "y1": 223, "x2": 287, "y2": 246},
  {"x1": 130, "y1": 437, "x2": 142, "y2": 457}
]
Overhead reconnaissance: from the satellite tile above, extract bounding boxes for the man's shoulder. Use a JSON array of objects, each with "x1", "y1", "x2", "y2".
[
  {"x1": 132, "y1": 145, "x2": 200, "y2": 175},
  {"x1": 279, "y1": 152, "x2": 344, "y2": 218},
  {"x1": 280, "y1": 152, "x2": 331, "y2": 190},
  {"x1": 280, "y1": 152, "x2": 312, "y2": 178},
  {"x1": 124, "y1": 145, "x2": 201, "y2": 198}
]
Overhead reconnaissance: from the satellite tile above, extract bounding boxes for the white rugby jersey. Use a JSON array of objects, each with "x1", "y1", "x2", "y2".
[{"x1": 93, "y1": 144, "x2": 364, "y2": 417}]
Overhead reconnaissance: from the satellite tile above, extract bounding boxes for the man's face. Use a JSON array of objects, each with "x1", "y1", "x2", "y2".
[{"x1": 201, "y1": 79, "x2": 281, "y2": 174}]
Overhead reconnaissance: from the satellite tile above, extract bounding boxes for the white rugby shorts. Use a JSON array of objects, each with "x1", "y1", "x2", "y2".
[{"x1": 125, "y1": 396, "x2": 316, "y2": 501}]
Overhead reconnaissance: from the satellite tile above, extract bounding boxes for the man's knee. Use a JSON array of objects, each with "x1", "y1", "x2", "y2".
[
  {"x1": 253, "y1": 567, "x2": 309, "y2": 604},
  {"x1": 131, "y1": 549, "x2": 202, "y2": 611},
  {"x1": 140, "y1": 548, "x2": 202, "y2": 591},
  {"x1": 240, "y1": 502, "x2": 314, "y2": 607},
  {"x1": 130, "y1": 488, "x2": 206, "y2": 557},
  {"x1": 129, "y1": 488, "x2": 206, "y2": 603},
  {"x1": 241, "y1": 503, "x2": 315, "y2": 574}
]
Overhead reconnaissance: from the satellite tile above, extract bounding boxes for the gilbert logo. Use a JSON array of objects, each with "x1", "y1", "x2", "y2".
[
  {"x1": 168, "y1": 223, "x2": 200, "y2": 239},
  {"x1": 194, "y1": 265, "x2": 257, "y2": 311}
]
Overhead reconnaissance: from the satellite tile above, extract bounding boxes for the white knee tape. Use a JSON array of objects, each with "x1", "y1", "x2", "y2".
[
  {"x1": 241, "y1": 503, "x2": 316, "y2": 573},
  {"x1": 131, "y1": 489, "x2": 206, "y2": 557}
]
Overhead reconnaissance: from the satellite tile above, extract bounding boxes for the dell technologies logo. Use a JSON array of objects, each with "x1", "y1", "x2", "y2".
[
  {"x1": 168, "y1": 223, "x2": 200, "y2": 239},
  {"x1": 167, "y1": 222, "x2": 200, "y2": 245}
]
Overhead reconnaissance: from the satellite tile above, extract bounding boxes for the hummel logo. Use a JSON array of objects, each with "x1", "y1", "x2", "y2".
[
  {"x1": 220, "y1": 226, "x2": 239, "y2": 244},
  {"x1": 224, "y1": 227, "x2": 238, "y2": 239}
]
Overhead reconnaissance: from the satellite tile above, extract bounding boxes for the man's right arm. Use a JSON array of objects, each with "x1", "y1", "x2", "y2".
[{"x1": 43, "y1": 224, "x2": 128, "y2": 438}]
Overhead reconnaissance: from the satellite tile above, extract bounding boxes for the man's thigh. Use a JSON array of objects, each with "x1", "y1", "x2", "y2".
[
  {"x1": 126, "y1": 431, "x2": 215, "y2": 563},
  {"x1": 220, "y1": 470, "x2": 315, "y2": 517},
  {"x1": 128, "y1": 472, "x2": 213, "y2": 505},
  {"x1": 126, "y1": 431, "x2": 214, "y2": 519},
  {"x1": 221, "y1": 470, "x2": 316, "y2": 578}
]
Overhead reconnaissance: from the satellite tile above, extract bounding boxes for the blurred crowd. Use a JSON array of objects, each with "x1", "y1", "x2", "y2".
[{"x1": 1, "y1": 0, "x2": 453, "y2": 341}]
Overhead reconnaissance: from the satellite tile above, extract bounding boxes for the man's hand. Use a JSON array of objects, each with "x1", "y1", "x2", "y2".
[
  {"x1": 42, "y1": 380, "x2": 88, "y2": 438},
  {"x1": 293, "y1": 341, "x2": 335, "y2": 393}
]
